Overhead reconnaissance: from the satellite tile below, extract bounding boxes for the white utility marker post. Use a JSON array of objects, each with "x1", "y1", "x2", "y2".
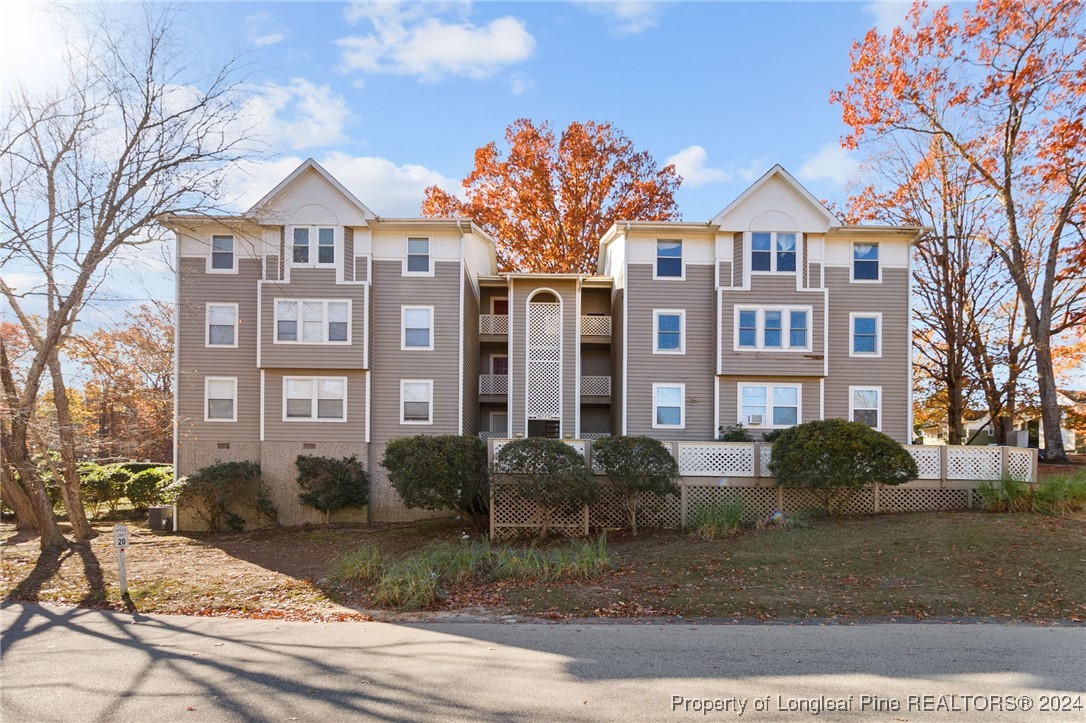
[{"x1": 113, "y1": 524, "x2": 129, "y2": 597}]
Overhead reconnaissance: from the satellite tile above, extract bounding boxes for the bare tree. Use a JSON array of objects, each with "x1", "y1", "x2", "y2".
[{"x1": 0, "y1": 4, "x2": 255, "y2": 549}]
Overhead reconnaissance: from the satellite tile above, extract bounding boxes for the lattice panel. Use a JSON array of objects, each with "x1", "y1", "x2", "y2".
[
  {"x1": 684, "y1": 485, "x2": 777, "y2": 522},
  {"x1": 581, "y1": 432, "x2": 610, "y2": 441},
  {"x1": 880, "y1": 487, "x2": 970, "y2": 512},
  {"x1": 527, "y1": 302, "x2": 562, "y2": 420},
  {"x1": 478, "y1": 374, "x2": 508, "y2": 395},
  {"x1": 677, "y1": 443, "x2": 754, "y2": 477},
  {"x1": 946, "y1": 447, "x2": 1001, "y2": 480},
  {"x1": 580, "y1": 376, "x2": 611, "y2": 396},
  {"x1": 1006, "y1": 449, "x2": 1033, "y2": 482},
  {"x1": 588, "y1": 487, "x2": 681, "y2": 529},
  {"x1": 908, "y1": 446, "x2": 942, "y2": 480},
  {"x1": 780, "y1": 488, "x2": 875, "y2": 515},
  {"x1": 491, "y1": 483, "x2": 586, "y2": 539},
  {"x1": 479, "y1": 314, "x2": 508, "y2": 335},
  {"x1": 564, "y1": 440, "x2": 586, "y2": 458},
  {"x1": 491, "y1": 439, "x2": 511, "y2": 462},
  {"x1": 759, "y1": 443, "x2": 774, "y2": 477},
  {"x1": 580, "y1": 315, "x2": 612, "y2": 336}
]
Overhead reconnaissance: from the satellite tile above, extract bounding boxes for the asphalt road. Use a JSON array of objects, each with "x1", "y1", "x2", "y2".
[{"x1": 2, "y1": 603, "x2": 1084, "y2": 722}]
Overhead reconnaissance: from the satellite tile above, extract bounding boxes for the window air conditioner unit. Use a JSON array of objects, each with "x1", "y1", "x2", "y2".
[{"x1": 745, "y1": 414, "x2": 763, "y2": 426}]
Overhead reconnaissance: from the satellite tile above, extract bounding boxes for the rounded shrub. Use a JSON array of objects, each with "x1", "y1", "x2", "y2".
[
  {"x1": 295, "y1": 455, "x2": 368, "y2": 522},
  {"x1": 769, "y1": 419, "x2": 918, "y2": 514},
  {"x1": 80, "y1": 464, "x2": 131, "y2": 516},
  {"x1": 125, "y1": 466, "x2": 174, "y2": 510},
  {"x1": 381, "y1": 435, "x2": 488, "y2": 529},
  {"x1": 592, "y1": 435, "x2": 679, "y2": 534},
  {"x1": 176, "y1": 461, "x2": 278, "y2": 531},
  {"x1": 717, "y1": 424, "x2": 754, "y2": 442},
  {"x1": 494, "y1": 438, "x2": 599, "y2": 538}
]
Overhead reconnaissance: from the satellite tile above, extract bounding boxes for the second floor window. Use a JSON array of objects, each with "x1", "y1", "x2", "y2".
[
  {"x1": 751, "y1": 232, "x2": 797, "y2": 273},
  {"x1": 292, "y1": 227, "x2": 336, "y2": 267},
  {"x1": 736, "y1": 307, "x2": 810, "y2": 350},
  {"x1": 653, "y1": 310, "x2": 685, "y2": 353},
  {"x1": 210, "y1": 235, "x2": 235, "y2": 271},
  {"x1": 656, "y1": 239, "x2": 682, "y2": 278},
  {"x1": 851, "y1": 313, "x2": 881, "y2": 356},
  {"x1": 853, "y1": 242, "x2": 880, "y2": 281},
  {"x1": 284, "y1": 377, "x2": 346, "y2": 421},
  {"x1": 275, "y1": 300, "x2": 350, "y2": 343},
  {"x1": 206, "y1": 304, "x2": 237, "y2": 346},
  {"x1": 402, "y1": 306, "x2": 433, "y2": 349},
  {"x1": 405, "y1": 237, "x2": 431, "y2": 274}
]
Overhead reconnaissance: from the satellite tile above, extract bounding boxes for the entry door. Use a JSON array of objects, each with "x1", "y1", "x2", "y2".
[{"x1": 492, "y1": 355, "x2": 508, "y2": 376}]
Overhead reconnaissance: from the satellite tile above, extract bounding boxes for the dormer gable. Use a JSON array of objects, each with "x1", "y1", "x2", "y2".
[
  {"x1": 711, "y1": 164, "x2": 839, "y2": 233},
  {"x1": 248, "y1": 158, "x2": 377, "y2": 228}
]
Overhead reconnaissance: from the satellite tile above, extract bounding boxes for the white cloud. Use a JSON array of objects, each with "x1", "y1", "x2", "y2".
[
  {"x1": 337, "y1": 1, "x2": 535, "y2": 81},
  {"x1": 577, "y1": 2, "x2": 665, "y2": 36},
  {"x1": 510, "y1": 72, "x2": 532, "y2": 96},
  {"x1": 0, "y1": 3, "x2": 78, "y2": 93},
  {"x1": 666, "y1": 146, "x2": 730, "y2": 187},
  {"x1": 240, "y1": 79, "x2": 352, "y2": 151},
  {"x1": 863, "y1": 1, "x2": 913, "y2": 35},
  {"x1": 246, "y1": 10, "x2": 286, "y2": 48},
  {"x1": 228, "y1": 153, "x2": 462, "y2": 217},
  {"x1": 797, "y1": 142, "x2": 860, "y2": 186}
]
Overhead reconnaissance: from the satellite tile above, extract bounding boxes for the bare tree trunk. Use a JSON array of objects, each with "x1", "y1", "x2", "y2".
[
  {"x1": 1, "y1": 465, "x2": 39, "y2": 531},
  {"x1": 1033, "y1": 331, "x2": 1068, "y2": 462},
  {"x1": 47, "y1": 352, "x2": 96, "y2": 540}
]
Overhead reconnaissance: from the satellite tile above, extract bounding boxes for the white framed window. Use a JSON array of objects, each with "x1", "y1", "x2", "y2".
[
  {"x1": 275, "y1": 300, "x2": 350, "y2": 344},
  {"x1": 655, "y1": 239, "x2": 683, "y2": 279},
  {"x1": 653, "y1": 309, "x2": 686, "y2": 354},
  {"x1": 652, "y1": 383, "x2": 685, "y2": 429},
  {"x1": 401, "y1": 306, "x2": 434, "y2": 350},
  {"x1": 205, "y1": 303, "x2": 238, "y2": 347},
  {"x1": 850, "y1": 386, "x2": 881, "y2": 430},
  {"x1": 290, "y1": 226, "x2": 337, "y2": 268},
  {"x1": 403, "y1": 237, "x2": 432, "y2": 276},
  {"x1": 734, "y1": 307, "x2": 811, "y2": 351},
  {"x1": 204, "y1": 377, "x2": 237, "y2": 422},
  {"x1": 750, "y1": 232, "x2": 798, "y2": 274},
  {"x1": 208, "y1": 235, "x2": 237, "y2": 273},
  {"x1": 400, "y1": 380, "x2": 433, "y2": 424},
  {"x1": 738, "y1": 383, "x2": 801, "y2": 428},
  {"x1": 849, "y1": 312, "x2": 882, "y2": 357},
  {"x1": 851, "y1": 242, "x2": 880, "y2": 282},
  {"x1": 283, "y1": 377, "x2": 346, "y2": 422},
  {"x1": 490, "y1": 411, "x2": 508, "y2": 436}
]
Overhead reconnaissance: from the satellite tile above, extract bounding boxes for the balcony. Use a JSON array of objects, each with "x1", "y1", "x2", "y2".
[
  {"x1": 580, "y1": 375, "x2": 611, "y2": 397},
  {"x1": 479, "y1": 314, "x2": 508, "y2": 335},
  {"x1": 580, "y1": 315, "x2": 611, "y2": 336},
  {"x1": 479, "y1": 374, "x2": 509, "y2": 396}
]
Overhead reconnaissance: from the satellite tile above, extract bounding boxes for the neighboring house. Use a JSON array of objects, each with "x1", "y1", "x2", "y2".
[
  {"x1": 920, "y1": 392, "x2": 1084, "y2": 451},
  {"x1": 164, "y1": 160, "x2": 922, "y2": 524}
]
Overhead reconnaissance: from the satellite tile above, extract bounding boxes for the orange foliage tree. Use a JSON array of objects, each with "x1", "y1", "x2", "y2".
[
  {"x1": 832, "y1": 0, "x2": 1086, "y2": 461},
  {"x1": 422, "y1": 119, "x2": 682, "y2": 273}
]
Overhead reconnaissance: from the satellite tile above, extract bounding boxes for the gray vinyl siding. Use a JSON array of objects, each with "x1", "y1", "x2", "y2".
[
  {"x1": 176, "y1": 257, "x2": 260, "y2": 444},
  {"x1": 258, "y1": 268, "x2": 367, "y2": 369},
  {"x1": 509, "y1": 278, "x2": 579, "y2": 438},
  {"x1": 720, "y1": 275, "x2": 827, "y2": 377},
  {"x1": 343, "y1": 227, "x2": 354, "y2": 282},
  {"x1": 732, "y1": 233, "x2": 744, "y2": 286},
  {"x1": 462, "y1": 269, "x2": 480, "y2": 435},
  {"x1": 369, "y1": 259, "x2": 461, "y2": 445},
  {"x1": 718, "y1": 376, "x2": 822, "y2": 435},
  {"x1": 266, "y1": 255, "x2": 279, "y2": 281},
  {"x1": 610, "y1": 288, "x2": 624, "y2": 435},
  {"x1": 276, "y1": 227, "x2": 286, "y2": 280},
  {"x1": 581, "y1": 288, "x2": 610, "y2": 315},
  {"x1": 625, "y1": 263, "x2": 715, "y2": 440},
  {"x1": 802, "y1": 236, "x2": 810, "y2": 288},
  {"x1": 717, "y1": 261, "x2": 732, "y2": 288},
  {"x1": 823, "y1": 266, "x2": 911, "y2": 442},
  {"x1": 353, "y1": 257, "x2": 369, "y2": 282},
  {"x1": 261, "y1": 369, "x2": 367, "y2": 442}
]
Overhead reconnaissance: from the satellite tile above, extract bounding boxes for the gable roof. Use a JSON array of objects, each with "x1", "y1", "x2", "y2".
[
  {"x1": 247, "y1": 158, "x2": 377, "y2": 220},
  {"x1": 711, "y1": 164, "x2": 840, "y2": 226}
]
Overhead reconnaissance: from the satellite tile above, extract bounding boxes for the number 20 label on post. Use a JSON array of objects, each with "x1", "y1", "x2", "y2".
[{"x1": 113, "y1": 525, "x2": 128, "y2": 549}]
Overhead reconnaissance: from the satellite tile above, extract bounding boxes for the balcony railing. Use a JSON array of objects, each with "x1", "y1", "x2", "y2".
[
  {"x1": 580, "y1": 375, "x2": 611, "y2": 396},
  {"x1": 580, "y1": 315, "x2": 611, "y2": 336},
  {"x1": 479, "y1": 374, "x2": 509, "y2": 395},
  {"x1": 479, "y1": 314, "x2": 508, "y2": 335}
]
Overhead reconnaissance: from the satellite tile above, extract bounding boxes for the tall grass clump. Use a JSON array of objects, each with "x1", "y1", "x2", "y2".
[
  {"x1": 977, "y1": 476, "x2": 1033, "y2": 512},
  {"x1": 686, "y1": 499, "x2": 746, "y2": 540},
  {"x1": 330, "y1": 544, "x2": 383, "y2": 586},
  {"x1": 372, "y1": 558, "x2": 440, "y2": 611},
  {"x1": 490, "y1": 534, "x2": 613, "y2": 582},
  {"x1": 1031, "y1": 472, "x2": 1086, "y2": 515},
  {"x1": 415, "y1": 539, "x2": 493, "y2": 585}
]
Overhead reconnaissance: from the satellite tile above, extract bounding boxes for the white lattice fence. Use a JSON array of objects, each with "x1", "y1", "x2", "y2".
[
  {"x1": 946, "y1": 447, "x2": 1002, "y2": 480},
  {"x1": 759, "y1": 444, "x2": 774, "y2": 477},
  {"x1": 580, "y1": 376, "x2": 611, "y2": 396},
  {"x1": 490, "y1": 483, "x2": 587, "y2": 539},
  {"x1": 678, "y1": 443, "x2": 755, "y2": 476},
  {"x1": 580, "y1": 315, "x2": 611, "y2": 335},
  {"x1": 588, "y1": 488, "x2": 681, "y2": 529},
  {"x1": 564, "y1": 440, "x2": 586, "y2": 458},
  {"x1": 683, "y1": 485, "x2": 777, "y2": 522},
  {"x1": 526, "y1": 302, "x2": 561, "y2": 420},
  {"x1": 908, "y1": 446, "x2": 942, "y2": 480},
  {"x1": 478, "y1": 374, "x2": 508, "y2": 395},
  {"x1": 479, "y1": 314, "x2": 508, "y2": 335},
  {"x1": 1006, "y1": 449, "x2": 1033, "y2": 482},
  {"x1": 880, "y1": 487, "x2": 970, "y2": 512},
  {"x1": 581, "y1": 432, "x2": 610, "y2": 441}
]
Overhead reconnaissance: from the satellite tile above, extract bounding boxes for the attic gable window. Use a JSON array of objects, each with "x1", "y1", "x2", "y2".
[
  {"x1": 655, "y1": 239, "x2": 683, "y2": 278},
  {"x1": 209, "y1": 235, "x2": 236, "y2": 272},
  {"x1": 852, "y1": 242, "x2": 880, "y2": 281},
  {"x1": 291, "y1": 226, "x2": 337, "y2": 268},
  {"x1": 404, "y1": 237, "x2": 431, "y2": 275},
  {"x1": 751, "y1": 232, "x2": 797, "y2": 273}
]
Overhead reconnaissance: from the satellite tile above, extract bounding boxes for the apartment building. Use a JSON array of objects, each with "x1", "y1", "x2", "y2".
[{"x1": 166, "y1": 159, "x2": 920, "y2": 525}]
